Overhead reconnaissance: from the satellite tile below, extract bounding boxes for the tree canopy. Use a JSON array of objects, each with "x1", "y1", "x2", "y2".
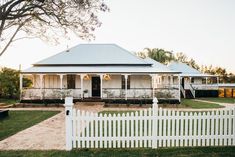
[
  {"x1": 0, "y1": 0, "x2": 109, "y2": 56},
  {"x1": 0, "y1": 67, "x2": 31, "y2": 98},
  {"x1": 137, "y1": 48, "x2": 174, "y2": 64}
]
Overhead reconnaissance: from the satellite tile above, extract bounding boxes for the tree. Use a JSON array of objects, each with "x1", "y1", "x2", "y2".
[
  {"x1": 0, "y1": 0, "x2": 109, "y2": 56},
  {"x1": 141, "y1": 48, "x2": 175, "y2": 64},
  {"x1": 0, "y1": 67, "x2": 31, "y2": 98}
]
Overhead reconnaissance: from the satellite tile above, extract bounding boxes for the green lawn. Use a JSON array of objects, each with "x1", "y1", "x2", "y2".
[
  {"x1": 180, "y1": 99, "x2": 224, "y2": 109},
  {"x1": 0, "y1": 110, "x2": 60, "y2": 141},
  {"x1": 0, "y1": 147, "x2": 235, "y2": 157},
  {"x1": 0, "y1": 98, "x2": 19, "y2": 105},
  {"x1": 199, "y1": 98, "x2": 235, "y2": 104}
]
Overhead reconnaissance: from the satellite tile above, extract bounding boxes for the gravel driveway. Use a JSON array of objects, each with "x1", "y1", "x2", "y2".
[{"x1": 0, "y1": 103, "x2": 146, "y2": 150}]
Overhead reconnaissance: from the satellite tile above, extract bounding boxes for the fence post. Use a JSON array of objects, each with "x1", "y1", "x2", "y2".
[
  {"x1": 152, "y1": 97, "x2": 158, "y2": 149},
  {"x1": 64, "y1": 97, "x2": 74, "y2": 151}
]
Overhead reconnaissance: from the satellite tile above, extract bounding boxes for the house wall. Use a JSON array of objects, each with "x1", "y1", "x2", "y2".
[
  {"x1": 184, "y1": 77, "x2": 203, "y2": 89},
  {"x1": 130, "y1": 75, "x2": 151, "y2": 88},
  {"x1": 34, "y1": 75, "x2": 67, "y2": 88},
  {"x1": 103, "y1": 75, "x2": 122, "y2": 88}
]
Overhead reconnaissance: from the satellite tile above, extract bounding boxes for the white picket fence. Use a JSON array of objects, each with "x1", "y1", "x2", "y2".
[{"x1": 64, "y1": 97, "x2": 235, "y2": 150}]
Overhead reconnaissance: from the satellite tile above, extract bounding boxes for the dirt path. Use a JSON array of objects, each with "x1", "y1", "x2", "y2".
[{"x1": 194, "y1": 99, "x2": 235, "y2": 109}]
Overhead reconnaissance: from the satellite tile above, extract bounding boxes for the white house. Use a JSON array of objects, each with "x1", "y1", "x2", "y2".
[
  {"x1": 20, "y1": 44, "x2": 181, "y2": 103},
  {"x1": 168, "y1": 62, "x2": 219, "y2": 98}
]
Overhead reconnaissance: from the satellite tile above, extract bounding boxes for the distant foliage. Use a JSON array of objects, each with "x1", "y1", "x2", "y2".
[
  {"x1": 0, "y1": 67, "x2": 31, "y2": 98},
  {"x1": 137, "y1": 48, "x2": 235, "y2": 83}
]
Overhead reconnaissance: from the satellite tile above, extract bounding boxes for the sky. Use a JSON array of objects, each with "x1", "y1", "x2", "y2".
[{"x1": 0, "y1": 0, "x2": 235, "y2": 73}]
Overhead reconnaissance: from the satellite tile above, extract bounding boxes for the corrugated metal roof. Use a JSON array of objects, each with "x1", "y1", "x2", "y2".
[
  {"x1": 35, "y1": 44, "x2": 149, "y2": 65},
  {"x1": 144, "y1": 57, "x2": 178, "y2": 72},
  {"x1": 22, "y1": 66, "x2": 179, "y2": 74},
  {"x1": 167, "y1": 61, "x2": 215, "y2": 77}
]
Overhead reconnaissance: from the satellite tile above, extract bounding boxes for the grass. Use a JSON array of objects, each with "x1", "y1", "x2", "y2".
[
  {"x1": 0, "y1": 147, "x2": 235, "y2": 157},
  {"x1": 0, "y1": 110, "x2": 60, "y2": 141},
  {"x1": 198, "y1": 98, "x2": 235, "y2": 104},
  {"x1": 180, "y1": 99, "x2": 223, "y2": 109},
  {"x1": 0, "y1": 98, "x2": 19, "y2": 105}
]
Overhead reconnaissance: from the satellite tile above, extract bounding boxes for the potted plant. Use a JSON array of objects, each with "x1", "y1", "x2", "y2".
[{"x1": 83, "y1": 89, "x2": 89, "y2": 98}]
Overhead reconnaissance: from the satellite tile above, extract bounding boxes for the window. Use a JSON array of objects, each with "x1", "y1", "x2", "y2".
[
  {"x1": 67, "y1": 75, "x2": 76, "y2": 89},
  {"x1": 191, "y1": 78, "x2": 195, "y2": 83},
  {"x1": 121, "y1": 75, "x2": 130, "y2": 89}
]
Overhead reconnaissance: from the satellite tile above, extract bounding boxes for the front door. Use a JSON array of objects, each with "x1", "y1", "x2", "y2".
[
  {"x1": 92, "y1": 77, "x2": 101, "y2": 97},
  {"x1": 181, "y1": 77, "x2": 185, "y2": 88}
]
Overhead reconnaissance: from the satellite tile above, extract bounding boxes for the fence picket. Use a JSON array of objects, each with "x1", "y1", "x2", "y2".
[
  {"x1": 144, "y1": 110, "x2": 148, "y2": 147},
  {"x1": 81, "y1": 110, "x2": 85, "y2": 148},
  {"x1": 228, "y1": 108, "x2": 232, "y2": 145},
  {"x1": 219, "y1": 110, "x2": 223, "y2": 146},
  {"x1": 99, "y1": 113, "x2": 103, "y2": 148},
  {"x1": 108, "y1": 114, "x2": 112, "y2": 148},
  {"x1": 148, "y1": 108, "x2": 152, "y2": 147},
  {"x1": 139, "y1": 110, "x2": 143, "y2": 147},
  {"x1": 206, "y1": 112, "x2": 211, "y2": 146},
  {"x1": 172, "y1": 110, "x2": 175, "y2": 147},
  {"x1": 113, "y1": 113, "x2": 117, "y2": 148},
  {"x1": 167, "y1": 110, "x2": 171, "y2": 147},
  {"x1": 184, "y1": 112, "x2": 188, "y2": 146},
  {"x1": 180, "y1": 111, "x2": 184, "y2": 147},
  {"x1": 104, "y1": 113, "x2": 107, "y2": 148},
  {"x1": 189, "y1": 112, "x2": 193, "y2": 147},
  {"x1": 198, "y1": 112, "x2": 201, "y2": 146},
  {"x1": 130, "y1": 112, "x2": 134, "y2": 148},
  {"x1": 215, "y1": 110, "x2": 219, "y2": 146},
  {"x1": 72, "y1": 109, "x2": 77, "y2": 148},
  {"x1": 159, "y1": 108, "x2": 163, "y2": 147},
  {"x1": 77, "y1": 110, "x2": 81, "y2": 148},
  {"x1": 85, "y1": 111, "x2": 90, "y2": 148},
  {"x1": 90, "y1": 112, "x2": 94, "y2": 148},
  {"x1": 224, "y1": 110, "x2": 228, "y2": 146},
  {"x1": 122, "y1": 113, "x2": 125, "y2": 148},
  {"x1": 202, "y1": 112, "x2": 206, "y2": 146},
  {"x1": 163, "y1": 109, "x2": 167, "y2": 147},
  {"x1": 135, "y1": 111, "x2": 139, "y2": 147},
  {"x1": 193, "y1": 112, "x2": 197, "y2": 146},
  {"x1": 211, "y1": 111, "x2": 215, "y2": 146},
  {"x1": 126, "y1": 112, "x2": 130, "y2": 148},
  {"x1": 176, "y1": 110, "x2": 179, "y2": 147},
  {"x1": 95, "y1": 113, "x2": 98, "y2": 148},
  {"x1": 117, "y1": 113, "x2": 121, "y2": 148}
]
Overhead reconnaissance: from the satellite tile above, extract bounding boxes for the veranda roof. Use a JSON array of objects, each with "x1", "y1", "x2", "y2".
[
  {"x1": 22, "y1": 66, "x2": 179, "y2": 74},
  {"x1": 167, "y1": 61, "x2": 216, "y2": 77},
  {"x1": 144, "y1": 57, "x2": 172, "y2": 71}
]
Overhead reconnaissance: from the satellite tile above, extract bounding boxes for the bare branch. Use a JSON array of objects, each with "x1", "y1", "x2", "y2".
[
  {"x1": 0, "y1": 0, "x2": 109, "y2": 56},
  {"x1": 0, "y1": 23, "x2": 23, "y2": 57}
]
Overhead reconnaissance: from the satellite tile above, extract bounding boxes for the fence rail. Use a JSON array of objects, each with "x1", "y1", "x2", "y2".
[{"x1": 64, "y1": 97, "x2": 235, "y2": 150}]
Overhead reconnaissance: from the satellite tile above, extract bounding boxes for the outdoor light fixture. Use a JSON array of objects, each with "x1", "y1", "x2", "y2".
[
  {"x1": 83, "y1": 74, "x2": 90, "y2": 80},
  {"x1": 103, "y1": 74, "x2": 111, "y2": 81}
]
